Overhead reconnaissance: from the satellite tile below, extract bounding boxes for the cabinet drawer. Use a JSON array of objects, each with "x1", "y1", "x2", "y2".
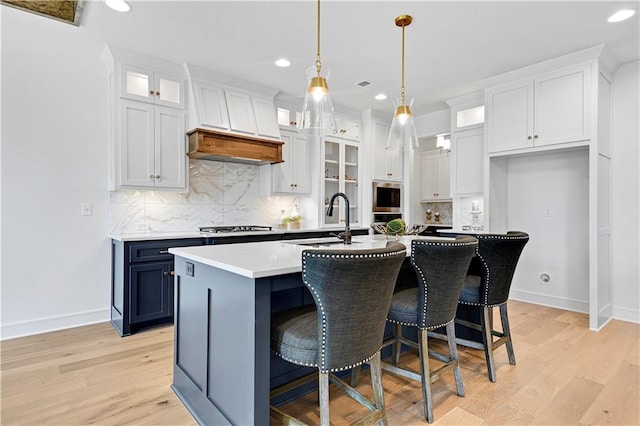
[{"x1": 128, "y1": 239, "x2": 204, "y2": 263}]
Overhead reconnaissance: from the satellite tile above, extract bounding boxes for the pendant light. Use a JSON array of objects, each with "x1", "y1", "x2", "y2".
[
  {"x1": 298, "y1": 0, "x2": 336, "y2": 137},
  {"x1": 387, "y1": 15, "x2": 418, "y2": 150}
]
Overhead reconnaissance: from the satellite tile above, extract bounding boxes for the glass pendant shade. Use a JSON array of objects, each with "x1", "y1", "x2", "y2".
[
  {"x1": 298, "y1": 65, "x2": 336, "y2": 137},
  {"x1": 387, "y1": 97, "x2": 418, "y2": 150}
]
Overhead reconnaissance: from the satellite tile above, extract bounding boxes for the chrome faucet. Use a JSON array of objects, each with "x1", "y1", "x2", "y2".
[{"x1": 326, "y1": 192, "x2": 351, "y2": 244}]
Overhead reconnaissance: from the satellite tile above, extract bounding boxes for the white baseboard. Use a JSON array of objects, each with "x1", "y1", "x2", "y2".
[
  {"x1": 0, "y1": 308, "x2": 110, "y2": 341},
  {"x1": 509, "y1": 289, "x2": 588, "y2": 313},
  {"x1": 612, "y1": 306, "x2": 640, "y2": 324},
  {"x1": 510, "y1": 290, "x2": 640, "y2": 324}
]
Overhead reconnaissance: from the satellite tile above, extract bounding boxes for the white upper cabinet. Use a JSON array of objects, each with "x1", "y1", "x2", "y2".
[
  {"x1": 333, "y1": 115, "x2": 360, "y2": 141},
  {"x1": 486, "y1": 63, "x2": 591, "y2": 154},
  {"x1": 194, "y1": 82, "x2": 229, "y2": 130},
  {"x1": 119, "y1": 101, "x2": 186, "y2": 190},
  {"x1": 251, "y1": 97, "x2": 281, "y2": 139},
  {"x1": 103, "y1": 46, "x2": 188, "y2": 192},
  {"x1": 451, "y1": 128, "x2": 484, "y2": 195},
  {"x1": 271, "y1": 128, "x2": 310, "y2": 194},
  {"x1": 121, "y1": 65, "x2": 185, "y2": 109},
  {"x1": 420, "y1": 151, "x2": 451, "y2": 201},
  {"x1": 372, "y1": 120, "x2": 402, "y2": 182}
]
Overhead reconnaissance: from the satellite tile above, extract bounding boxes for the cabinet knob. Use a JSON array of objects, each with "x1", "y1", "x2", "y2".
[
  {"x1": 156, "y1": 92, "x2": 160, "y2": 97},
  {"x1": 164, "y1": 271, "x2": 175, "y2": 277},
  {"x1": 527, "y1": 136, "x2": 532, "y2": 140},
  {"x1": 150, "y1": 174, "x2": 155, "y2": 179},
  {"x1": 387, "y1": 173, "x2": 392, "y2": 177},
  {"x1": 149, "y1": 90, "x2": 155, "y2": 95},
  {"x1": 534, "y1": 134, "x2": 539, "y2": 139},
  {"x1": 156, "y1": 175, "x2": 161, "y2": 179}
]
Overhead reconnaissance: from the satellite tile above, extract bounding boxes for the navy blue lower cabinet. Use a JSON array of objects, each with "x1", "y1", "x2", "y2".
[
  {"x1": 129, "y1": 262, "x2": 174, "y2": 323},
  {"x1": 111, "y1": 238, "x2": 205, "y2": 336}
]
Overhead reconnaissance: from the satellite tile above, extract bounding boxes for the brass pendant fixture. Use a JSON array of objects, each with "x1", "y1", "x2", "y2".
[
  {"x1": 298, "y1": 0, "x2": 336, "y2": 137},
  {"x1": 387, "y1": 14, "x2": 418, "y2": 150}
]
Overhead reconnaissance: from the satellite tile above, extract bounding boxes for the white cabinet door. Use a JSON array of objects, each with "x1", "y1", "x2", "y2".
[
  {"x1": 372, "y1": 120, "x2": 403, "y2": 182},
  {"x1": 195, "y1": 82, "x2": 229, "y2": 130},
  {"x1": 334, "y1": 115, "x2": 360, "y2": 141},
  {"x1": 252, "y1": 97, "x2": 281, "y2": 139},
  {"x1": 120, "y1": 100, "x2": 155, "y2": 188},
  {"x1": 486, "y1": 79, "x2": 533, "y2": 153},
  {"x1": 154, "y1": 105, "x2": 186, "y2": 189},
  {"x1": 121, "y1": 65, "x2": 185, "y2": 109},
  {"x1": 420, "y1": 152, "x2": 451, "y2": 201},
  {"x1": 225, "y1": 90, "x2": 257, "y2": 135},
  {"x1": 534, "y1": 65, "x2": 590, "y2": 146},
  {"x1": 451, "y1": 128, "x2": 484, "y2": 195},
  {"x1": 119, "y1": 100, "x2": 186, "y2": 190},
  {"x1": 437, "y1": 154, "x2": 451, "y2": 199},
  {"x1": 321, "y1": 138, "x2": 360, "y2": 227},
  {"x1": 272, "y1": 129, "x2": 310, "y2": 194}
]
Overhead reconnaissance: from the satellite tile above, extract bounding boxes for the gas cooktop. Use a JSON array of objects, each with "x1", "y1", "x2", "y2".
[{"x1": 199, "y1": 225, "x2": 273, "y2": 234}]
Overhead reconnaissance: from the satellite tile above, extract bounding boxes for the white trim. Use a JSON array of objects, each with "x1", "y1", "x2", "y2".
[
  {"x1": 0, "y1": 309, "x2": 110, "y2": 341},
  {"x1": 509, "y1": 289, "x2": 588, "y2": 314},
  {"x1": 612, "y1": 306, "x2": 640, "y2": 324}
]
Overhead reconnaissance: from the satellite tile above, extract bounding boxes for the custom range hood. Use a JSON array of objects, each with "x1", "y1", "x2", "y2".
[{"x1": 187, "y1": 128, "x2": 283, "y2": 165}]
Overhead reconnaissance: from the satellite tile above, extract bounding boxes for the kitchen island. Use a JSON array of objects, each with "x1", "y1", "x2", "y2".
[{"x1": 168, "y1": 234, "x2": 449, "y2": 425}]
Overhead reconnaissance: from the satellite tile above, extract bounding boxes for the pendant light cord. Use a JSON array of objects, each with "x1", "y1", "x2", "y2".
[
  {"x1": 315, "y1": 0, "x2": 322, "y2": 75},
  {"x1": 400, "y1": 22, "x2": 406, "y2": 104}
]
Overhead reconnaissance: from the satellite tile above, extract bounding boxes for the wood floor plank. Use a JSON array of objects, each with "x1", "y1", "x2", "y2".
[{"x1": 1, "y1": 301, "x2": 638, "y2": 426}]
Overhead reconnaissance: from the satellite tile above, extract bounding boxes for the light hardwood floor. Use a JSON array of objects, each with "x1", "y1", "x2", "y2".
[{"x1": 1, "y1": 300, "x2": 638, "y2": 425}]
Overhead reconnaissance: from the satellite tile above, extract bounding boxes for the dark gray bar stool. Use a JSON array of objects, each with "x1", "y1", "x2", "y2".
[
  {"x1": 454, "y1": 231, "x2": 529, "y2": 382},
  {"x1": 380, "y1": 236, "x2": 478, "y2": 423},
  {"x1": 270, "y1": 242, "x2": 406, "y2": 426}
]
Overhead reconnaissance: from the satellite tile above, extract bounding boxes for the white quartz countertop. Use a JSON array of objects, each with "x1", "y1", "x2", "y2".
[
  {"x1": 110, "y1": 227, "x2": 369, "y2": 242},
  {"x1": 169, "y1": 234, "x2": 454, "y2": 279},
  {"x1": 436, "y1": 229, "x2": 492, "y2": 235}
]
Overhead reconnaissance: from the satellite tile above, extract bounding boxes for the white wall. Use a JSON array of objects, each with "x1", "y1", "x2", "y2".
[
  {"x1": 507, "y1": 150, "x2": 590, "y2": 312},
  {"x1": 611, "y1": 61, "x2": 640, "y2": 323},
  {"x1": 1, "y1": 7, "x2": 112, "y2": 338}
]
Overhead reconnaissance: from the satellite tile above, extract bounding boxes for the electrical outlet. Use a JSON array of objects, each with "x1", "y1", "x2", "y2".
[
  {"x1": 186, "y1": 262, "x2": 194, "y2": 277},
  {"x1": 544, "y1": 208, "x2": 551, "y2": 217},
  {"x1": 81, "y1": 203, "x2": 92, "y2": 216}
]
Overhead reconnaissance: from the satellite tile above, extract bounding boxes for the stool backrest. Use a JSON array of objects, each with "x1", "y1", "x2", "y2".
[
  {"x1": 474, "y1": 231, "x2": 529, "y2": 306},
  {"x1": 302, "y1": 242, "x2": 406, "y2": 372},
  {"x1": 411, "y1": 236, "x2": 478, "y2": 329}
]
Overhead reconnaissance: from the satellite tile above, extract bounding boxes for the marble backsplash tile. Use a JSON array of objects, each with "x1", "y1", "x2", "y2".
[
  {"x1": 421, "y1": 202, "x2": 453, "y2": 225},
  {"x1": 109, "y1": 160, "x2": 298, "y2": 234}
]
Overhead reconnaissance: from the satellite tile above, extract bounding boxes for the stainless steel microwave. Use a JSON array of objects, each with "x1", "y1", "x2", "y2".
[{"x1": 373, "y1": 182, "x2": 401, "y2": 212}]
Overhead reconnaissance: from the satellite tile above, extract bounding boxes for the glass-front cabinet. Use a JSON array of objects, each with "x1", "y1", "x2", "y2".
[{"x1": 321, "y1": 137, "x2": 360, "y2": 228}]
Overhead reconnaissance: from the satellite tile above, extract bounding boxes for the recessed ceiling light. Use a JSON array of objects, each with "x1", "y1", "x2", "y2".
[
  {"x1": 106, "y1": 0, "x2": 130, "y2": 12},
  {"x1": 275, "y1": 58, "x2": 291, "y2": 68},
  {"x1": 375, "y1": 93, "x2": 387, "y2": 101},
  {"x1": 608, "y1": 9, "x2": 636, "y2": 22}
]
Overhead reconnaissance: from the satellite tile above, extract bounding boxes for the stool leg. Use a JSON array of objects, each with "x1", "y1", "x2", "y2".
[
  {"x1": 500, "y1": 303, "x2": 516, "y2": 365},
  {"x1": 393, "y1": 323, "x2": 402, "y2": 366},
  {"x1": 481, "y1": 306, "x2": 497, "y2": 382},
  {"x1": 446, "y1": 321, "x2": 465, "y2": 397},
  {"x1": 418, "y1": 329, "x2": 434, "y2": 423},
  {"x1": 369, "y1": 352, "x2": 388, "y2": 426},
  {"x1": 319, "y1": 371, "x2": 330, "y2": 426},
  {"x1": 350, "y1": 366, "x2": 361, "y2": 387}
]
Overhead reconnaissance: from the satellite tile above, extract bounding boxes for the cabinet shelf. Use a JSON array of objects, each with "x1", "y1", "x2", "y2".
[
  {"x1": 325, "y1": 159, "x2": 339, "y2": 165},
  {"x1": 345, "y1": 162, "x2": 358, "y2": 167}
]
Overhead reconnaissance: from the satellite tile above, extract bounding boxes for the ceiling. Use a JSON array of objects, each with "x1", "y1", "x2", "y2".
[{"x1": 84, "y1": 0, "x2": 639, "y2": 115}]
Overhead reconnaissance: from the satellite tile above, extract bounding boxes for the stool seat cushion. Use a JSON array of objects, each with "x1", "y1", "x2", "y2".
[
  {"x1": 387, "y1": 288, "x2": 419, "y2": 326},
  {"x1": 271, "y1": 306, "x2": 319, "y2": 367},
  {"x1": 459, "y1": 274, "x2": 481, "y2": 304}
]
